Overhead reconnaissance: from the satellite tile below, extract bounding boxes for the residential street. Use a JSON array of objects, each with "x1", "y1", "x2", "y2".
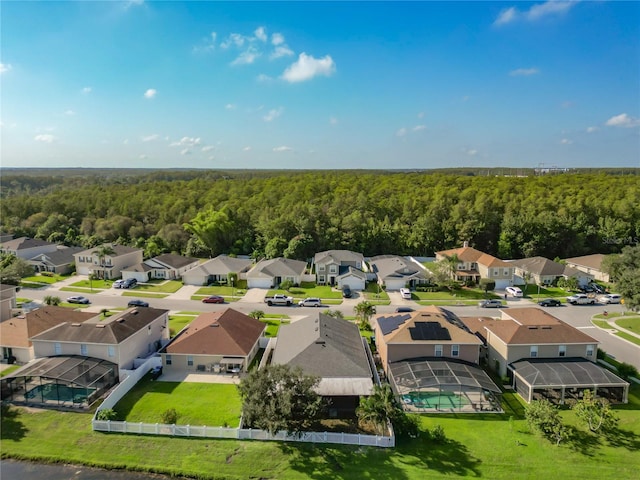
[{"x1": 20, "y1": 280, "x2": 639, "y2": 370}]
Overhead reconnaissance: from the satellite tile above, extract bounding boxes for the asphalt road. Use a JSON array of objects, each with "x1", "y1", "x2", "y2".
[{"x1": 22, "y1": 286, "x2": 639, "y2": 370}]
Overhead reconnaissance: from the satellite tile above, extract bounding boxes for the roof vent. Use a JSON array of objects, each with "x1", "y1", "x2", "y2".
[
  {"x1": 117, "y1": 318, "x2": 125, "y2": 323},
  {"x1": 315, "y1": 340, "x2": 325, "y2": 345},
  {"x1": 528, "y1": 326, "x2": 538, "y2": 330},
  {"x1": 211, "y1": 323, "x2": 219, "y2": 327},
  {"x1": 71, "y1": 323, "x2": 82, "y2": 327},
  {"x1": 541, "y1": 326, "x2": 552, "y2": 330},
  {"x1": 95, "y1": 324, "x2": 106, "y2": 328}
]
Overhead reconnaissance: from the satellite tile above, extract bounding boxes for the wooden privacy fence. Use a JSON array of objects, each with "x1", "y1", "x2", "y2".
[{"x1": 92, "y1": 420, "x2": 395, "y2": 448}]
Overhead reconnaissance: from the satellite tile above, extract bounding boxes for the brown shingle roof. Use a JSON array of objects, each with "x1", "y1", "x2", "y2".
[
  {"x1": 0, "y1": 306, "x2": 96, "y2": 348},
  {"x1": 437, "y1": 246, "x2": 511, "y2": 268},
  {"x1": 164, "y1": 308, "x2": 265, "y2": 356},
  {"x1": 563, "y1": 254, "x2": 607, "y2": 271}
]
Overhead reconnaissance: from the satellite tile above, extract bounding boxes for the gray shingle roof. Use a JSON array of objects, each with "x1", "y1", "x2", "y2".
[
  {"x1": 314, "y1": 250, "x2": 364, "y2": 265},
  {"x1": 248, "y1": 257, "x2": 307, "y2": 278},
  {"x1": 1, "y1": 237, "x2": 56, "y2": 251},
  {"x1": 152, "y1": 253, "x2": 198, "y2": 269},
  {"x1": 188, "y1": 255, "x2": 253, "y2": 276},
  {"x1": 369, "y1": 255, "x2": 428, "y2": 280},
  {"x1": 28, "y1": 247, "x2": 84, "y2": 266}
]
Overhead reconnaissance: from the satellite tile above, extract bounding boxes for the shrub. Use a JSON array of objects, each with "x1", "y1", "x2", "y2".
[
  {"x1": 41, "y1": 271, "x2": 55, "y2": 277},
  {"x1": 279, "y1": 279, "x2": 294, "y2": 291},
  {"x1": 96, "y1": 409, "x2": 118, "y2": 421},
  {"x1": 430, "y1": 424, "x2": 446, "y2": 443},
  {"x1": 617, "y1": 362, "x2": 639, "y2": 380},
  {"x1": 597, "y1": 348, "x2": 607, "y2": 360},
  {"x1": 161, "y1": 408, "x2": 179, "y2": 424}
]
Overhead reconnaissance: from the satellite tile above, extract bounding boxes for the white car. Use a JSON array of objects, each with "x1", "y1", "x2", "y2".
[
  {"x1": 505, "y1": 286, "x2": 523, "y2": 297},
  {"x1": 399, "y1": 288, "x2": 412, "y2": 299},
  {"x1": 298, "y1": 297, "x2": 322, "y2": 307},
  {"x1": 599, "y1": 294, "x2": 621, "y2": 304}
]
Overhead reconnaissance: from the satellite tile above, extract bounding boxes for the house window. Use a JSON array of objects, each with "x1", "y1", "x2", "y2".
[
  {"x1": 54, "y1": 343, "x2": 61, "y2": 355},
  {"x1": 503, "y1": 269, "x2": 510, "y2": 276},
  {"x1": 80, "y1": 344, "x2": 88, "y2": 356},
  {"x1": 435, "y1": 345, "x2": 443, "y2": 357},
  {"x1": 319, "y1": 275, "x2": 325, "y2": 283},
  {"x1": 148, "y1": 325, "x2": 152, "y2": 335},
  {"x1": 559, "y1": 345, "x2": 566, "y2": 357},
  {"x1": 493, "y1": 269, "x2": 499, "y2": 276},
  {"x1": 530, "y1": 345, "x2": 538, "y2": 358},
  {"x1": 586, "y1": 345, "x2": 594, "y2": 357},
  {"x1": 318, "y1": 265, "x2": 325, "y2": 272},
  {"x1": 108, "y1": 346, "x2": 115, "y2": 357},
  {"x1": 451, "y1": 344, "x2": 459, "y2": 357},
  {"x1": 187, "y1": 356, "x2": 194, "y2": 366},
  {"x1": 329, "y1": 265, "x2": 337, "y2": 273},
  {"x1": 165, "y1": 355, "x2": 172, "y2": 365}
]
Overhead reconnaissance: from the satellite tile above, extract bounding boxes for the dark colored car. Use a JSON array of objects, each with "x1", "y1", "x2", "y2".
[
  {"x1": 478, "y1": 299, "x2": 503, "y2": 308},
  {"x1": 150, "y1": 366, "x2": 163, "y2": 380},
  {"x1": 395, "y1": 307, "x2": 414, "y2": 313},
  {"x1": 538, "y1": 298, "x2": 561, "y2": 307},
  {"x1": 342, "y1": 285, "x2": 352, "y2": 298},
  {"x1": 122, "y1": 278, "x2": 137, "y2": 289},
  {"x1": 202, "y1": 295, "x2": 225, "y2": 304},
  {"x1": 128, "y1": 299, "x2": 149, "y2": 308},
  {"x1": 67, "y1": 296, "x2": 90, "y2": 304}
]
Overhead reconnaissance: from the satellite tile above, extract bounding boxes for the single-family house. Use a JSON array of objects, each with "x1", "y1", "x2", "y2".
[
  {"x1": 368, "y1": 255, "x2": 431, "y2": 291},
  {"x1": 28, "y1": 247, "x2": 84, "y2": 275},
  {"x1": 73, "y1": 244, "x2": 143, "y2": 279},
  {"x1": 435, "y1": 244, "x2": 514, "y2": 290},
  {"x1": 373, "y1": 306, "x2": 500, "y2": 413},
  {"x1": 121, "y1": 253, "x2": 199, "y2": 283},
  {"x1": 1, "y1": 283, "x2": 18, "y2": 322},
  {"x1": 246, "y1": 257, "x2": 307, "y2": 289},
  {"x1": 271, "y1": 312, "x2": 375, "y2": 416},
  {"x1": 30, "y1": 306, "x2": 169, "y2": 371},
  {"x1": 0, "y1": 306, "x2": 95, "y2": 364},
  {"x1": 160, "y1": 308, "x2": 265, "y2": 374},
  {"x1": 460, "y1": 308, "x2": 628, "y2": 404},
  {"x1": 182, "y1": 255, "x2": 253, "y2": 286},
  {"x1": 314, "y1": 250, "x2": 367, "y2": 290},
  {"x1": 563, "y1": 254, "x2": 611, "y2": 283},
  {"x1": 509, "y1": 256, "x2": 593, "y2": 287},
  {"x1": 0, "y1": 237, "x2": 58, "y2": 260}
]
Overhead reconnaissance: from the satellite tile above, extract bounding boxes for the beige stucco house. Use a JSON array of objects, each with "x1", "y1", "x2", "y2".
[
  {"x1": 563, "y1": 254, "x2": 611, "y2": 283},
  {"x1": 73, "y1": 243, "x2": 143, "y2": 279},
  {"x1": 436, "y1": 244, "x2": 514, "y2": 290}
]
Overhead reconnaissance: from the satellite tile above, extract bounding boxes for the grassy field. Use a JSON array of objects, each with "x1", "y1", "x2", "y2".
[
  {"x1": 0, "y1": 365, "x2": 21, "y2": 377},
  {"x1": 522, "y1": 285, "x2": 570, "y2": 298},
  {"x1": 68, "y1": 279, "x2": 111, "y2": 289},
  {"x1": 22, "y1": 274, "x2": 64, "y2": 285},
  {"x1": 615, "y1": 317, "x2": 640, "y2": 334},
  {"x1": 112, "y1": 376, "x2": 242, "y2": 427},
  {"x1": 361, "y1": 283, "x2": 391, "y2": 305},
  {"x1": 2, "y1": 384, "x2": 639, "y2": 479}
]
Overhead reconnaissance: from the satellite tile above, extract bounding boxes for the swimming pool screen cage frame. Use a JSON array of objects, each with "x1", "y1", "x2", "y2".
[{"x1": 1, "y1": 355, "x2": 118, "y2": 408}]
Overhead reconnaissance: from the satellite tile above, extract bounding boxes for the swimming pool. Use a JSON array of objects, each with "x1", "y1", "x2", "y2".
[{"x1": 401, "y1": 391, "x2": 470, "y2": 409}]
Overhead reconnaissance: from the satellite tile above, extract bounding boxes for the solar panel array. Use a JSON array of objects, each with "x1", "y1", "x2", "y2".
[
  {"x1": 378, "y1": 314, "x2": 411, "y2": 335},
  {"x1": 408, "y1": 321, "x2": 452, "y2": 341}
]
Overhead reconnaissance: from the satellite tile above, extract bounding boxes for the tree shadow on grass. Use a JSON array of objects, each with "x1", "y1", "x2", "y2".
[
  {"x1": 0, "y1": 405, "x2": 28, "y2": 441},
  {"x1": 279, "y1": 432, "x2": 482, "y2": 479},
  {"x1": 564, "y1": 425, "x2": 602, "y2": 457},
  {"x1": 603, "y1": 426, "x2": 640, "y2": 451}
]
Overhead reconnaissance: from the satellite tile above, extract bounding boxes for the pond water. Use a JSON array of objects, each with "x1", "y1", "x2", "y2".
[{"x1": 0, "y1": 460, "x2": 185, "y2": 480}]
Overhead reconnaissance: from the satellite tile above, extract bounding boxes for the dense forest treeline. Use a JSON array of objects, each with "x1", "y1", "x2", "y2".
[{"x1": 0, "y1": 170, "x2": 638, "y2": 261}]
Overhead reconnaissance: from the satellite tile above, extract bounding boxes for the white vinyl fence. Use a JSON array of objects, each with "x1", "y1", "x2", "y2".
[{"x1": 92, "y1": 420, "x2": 394, "y2": 447}]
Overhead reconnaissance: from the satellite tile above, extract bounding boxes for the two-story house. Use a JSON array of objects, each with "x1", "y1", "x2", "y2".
[
  {"x1": 461, "y1": 308, "x2": 629, "y2": 404},
  {"x1": 73, "y1": 244, "x2": 143, "y2": 279},
  {"x1": 0, "y1": 237, "x2": 58, "y2": 260},
  {"x1": 563, "y1": 254, "x2": 612, "y2": 283},
  {"x1": 314, "y1": 250, "x2": 367, "y2": 290},
  {"x1": 435, "y1": 243, "x2": 514, "y2": 290}
]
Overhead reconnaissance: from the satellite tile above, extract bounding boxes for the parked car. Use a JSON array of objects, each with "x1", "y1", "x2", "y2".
[
  {"x1": 505, "y1": 286, "x2": 523, "y2": 297},
  {"x1": 478, "y1": 299, "x2": 503, "y2": 308},
  {"x1": 399, "y1": 288, "x2": 412, "y2": 300},
  {"x1": 202, "y1": 295, "x2": 225, "y2": 304},
  {"x1": 395, "y1": 307, "x2": 414, "y2": 313},
  {"x1": 598, "y1": 294, "x2": 621, "y2": 304},
  {"x1": 128, "y1": 299, "x2": 149, "y2": 308},
  {"x1": 113, "y1": 279, "x2": 126, "y2": 288},
  {"x1": 342, "y1": 285, "x2": 353, "y2": 298},
  {"x1": 299, "y1": 297, "x2": 322, "y2": 307},
  {"x1": 566, "y1": 293, "x2": 595, "y2": 305},
  {"x1": 150, "y1": 365, "x2": 163, "y2": 380},
  {"x1": 67, "y1": 296, "x2": 90, "y2": 304},
  {"x1": 538, "y1": 298, "x2": 561, "y2": 307},
  {"x1": 121, "y1": 278, "x2": 137, "y2": 289},
  {"x1": 591, "y1": 284, "x2": 606, "y2": 294},
  {"x1": 264, "y1": 294, "x2": 294, "y2": 306}
]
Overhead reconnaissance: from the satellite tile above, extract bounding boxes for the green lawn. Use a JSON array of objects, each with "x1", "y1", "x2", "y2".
[
  {"x1": 361, "y1": 283, "x2": 391, "y2": 305},
  {"x1": 592, "y1": 319, "x2": 611, "y2": 329},
  {"x1": 615, "y1": 317, "x2": 640, "y2": 334},
  {"x1": 261, "y1": 318, "x2": 291, "y2": 337},
  {"x1": 135, "y1": 280, "x2": 183, "y2": 293},
  {"x1": 0, "y1": 365, "x2": 21, "y2": 377},
  {"x1": 522, "y1": 285, "x2": 569, "y2": 298},
  {"x1": 168, "y1": 314, "x2": 197, "y2": 335},
  {"x1": 112, "y1": 376, "x2": 242, "y2": 427},
  {"x1": 68, "y1": 279, "x2": 112, "y2": 289},
  {"x1": 614, "y1": 331, "x2": 640, "y2": 346},
  {"x1": 2, "y1": 384, "x2": 639, "y2": 479},
  {"x1": 268, "y1": 283, "x2": 343, "y2": 300},
  {"x1": 22, "y1": 274, "x2": 64, "y2": 284},
  {"x1": 413, "y1": 287, "x2": 499, "y2": 301}
]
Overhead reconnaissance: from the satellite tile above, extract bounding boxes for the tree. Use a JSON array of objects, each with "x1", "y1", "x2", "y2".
[
  {"x1": 183, "y1": 209, "x2": 235, "y2": 257},
  {"x1": 92, "y1": 244, "x2": 115, "y2": 279},
  {"x1": 248, "y1": 310, "x2": 265, "y2": 320},
  {"x1": 0, "y1": 255, "x2": 35, "y2": 285},
  {"x1": 479, "y1": 278, "x2": 496, "y2": 295},
  {"x1": 356, "y1": 383, "x2": 417, "y2": 438},
  {"x1": 43, "y1": 295, "x2": 61, "y2": 306},
  {"x1": 525, "y1": 399, "x2": 566, "y2": 445},
  {"x1": 354, "y1": 301, "x2": 376, "y2": 328},
  {"x1": 573, "y1": 390, "x2": 619, "y2": 434},
  {"x1": 616, "y1": 362, "x2": 639, "y2": 381},
  {"x1": 322, "y1": 309, "x2": 344, "y2": 319},
  {"x1": 610, "y1": 245, "x2": 640, "y2": 311},
  {"x1": 237, "y1": 364, "x2": 323, "y2": 437}
]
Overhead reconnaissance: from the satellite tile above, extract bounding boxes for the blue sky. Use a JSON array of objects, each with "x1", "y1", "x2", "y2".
[{"x1": 1, "y1": 1, "x2": 639, "y2": 169}]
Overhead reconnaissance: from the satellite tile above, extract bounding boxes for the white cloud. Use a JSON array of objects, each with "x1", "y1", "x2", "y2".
[
  {"x1": 396, "y1": 127, "x2": 407, "y2": 137},
  {"x1": 231, "y1": 47, "x2": 261, "y2": 66},
  {"x1": 193, "y1": 32, "x2": 217, "y2": 53},
  {"x1": 0, "y1": 63, "x2": 12, "y2": 74},
  {"x1": 64, "y1": 110, "x2": 75, "y2": 116},
  {"x1": 412, "y1": 125, "x2": 427, "y2": 132},
  {"x1": 243, "y1": 146, "x2": 252, "y2": 151},
  {"x1": 141, "y1": 134, "x2": 160, "y2": 142},
  {"x1": 560, "y1": 138, "x2": 573, "y2": 145},
  {"x1": 202, "y1": 145, "x2": 214, "y2": 152},
  {"x1": 257, "y1": 73, "x2": 273, "y2": 82},
  {"x1": 271, "y1": 45, "x2": 294, "y2": 59},
  {"x1": 494, "y1": 7, "x2": 518, "y2": 26},
  {"x1": 144, "y1": 88, "x2": 157, "y2": 99},
  {"x1": 281, "y1": 53, "x2": 336, "y2": 83},
  {"x1": 271, "y1": 33, "x2": 285, "y2": 46},
  {"x1": 329, "y1": 117, "x2": 338, "y2": 125},
  {"x1": 263, "y1": 107, "x2": 284, "y2": 122},
  {"x1": 605, "y1": 113, "x2": 640, "y2": 128},
  {"x1": 494, "y1": 2, "x2": 577, "y2": 26},
  {"x1": 180, "y1": 148, "x2": 191, "y2": 155},
  {"x1": 509, "y1": 67, "x2": 539, "y2": 76},
  {"x1": 225, "y1": 103, "x2": 236, "y2": 110},
  {"x1": 170, "y1": 136, "x2": 201, "y2": 147},
  {"x1": 82, "y1": 87, "x2": 92, "y2": 94},
  {"x1": 34, "y1": 134, "x2": 57, "y2": 143},
  {"x1": 254, "y1": 26, "x2": 267, "y2": 42},
  {"x1": 586, "y1": 126, "x2": 599, "y2": 133},
  {"x1": 221, "y1": 33, "x2": 247, "y2": 49},
  {"x1": 273, "y1": 145, "x2": 292, "y2": 152},
  {"x1": 465, "y1": 148, "x2": 478, "y2": 156}
]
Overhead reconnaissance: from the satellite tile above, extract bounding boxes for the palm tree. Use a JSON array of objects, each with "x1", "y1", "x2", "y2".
[
  {"x1": 43, "y1": 295, "x2": 61, "y2": 306},
  {"x1": 356, "y1": 384, "x2": 397, "y2": 435},
  {"x1": 92, "y1": 244, "x2": 115, "y2": 279},
  {"x1": 354, "y1": 301, "x2": 376, "y2": 328}
]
